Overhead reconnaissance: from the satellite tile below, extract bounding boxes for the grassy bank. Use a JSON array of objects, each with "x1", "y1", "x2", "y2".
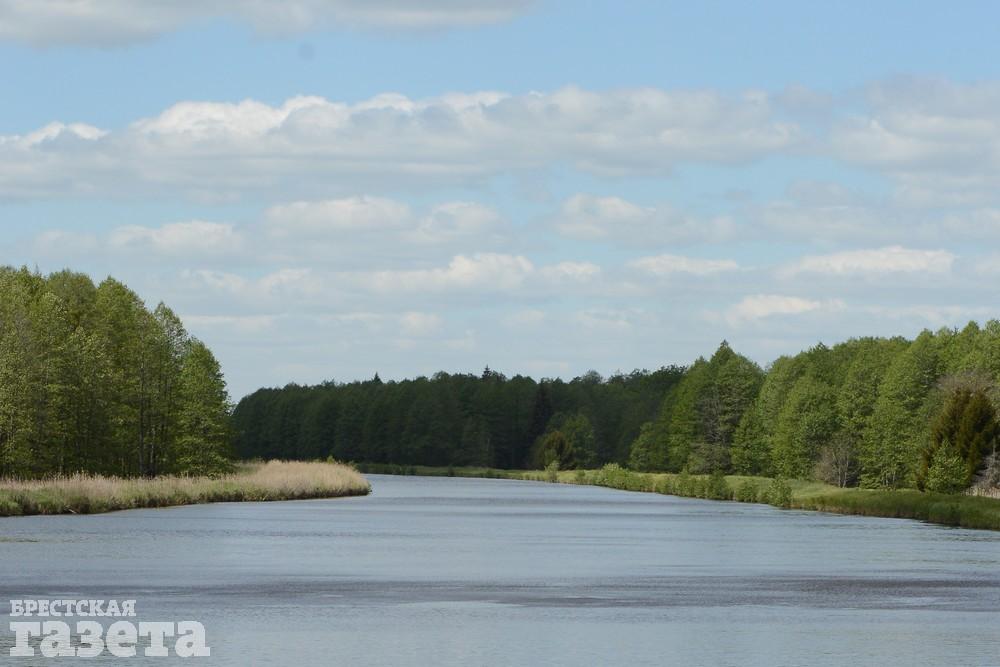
[
  {"x1": 0, "y1": 460, "x2": 370, "y2": 517},
  {"x1": 356, "y1": 462, "x2": 1000, "y2": 531}
]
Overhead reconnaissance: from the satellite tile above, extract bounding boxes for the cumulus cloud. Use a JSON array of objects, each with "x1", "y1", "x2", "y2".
[
  {"x1": 0, "y1": 0, "x2": 534, "y2": 46},
  {"x1": 407, "y1": 202, "x2": 508, "y2": 246},
  {"x1": 265, "y1": 196, "x2": 509, "y2": 251},
  {"x1": 110, "y1": 221, "x2": 243, "y2": 255},
  {"x1": 781, "y1": 246, "x2": 954, "y2": 277},
  {"x1": 831, "y1": 78, "x2": 1000, "y2": 205},
  {"x1": 265, "y1": 196, "x2": 412, "y2": 236},
  {"x1": 182, "y1": 267, "x2": 325, "y2": 305},
  {"x1": 367, "y1": 253, "x2": 535, "y2": 293},
  {"x1": 0, "y1": 88, "x2": 801, "y2": 200},
  {"x1": 260, "y1": 196, "x2": 514, "y2": 268},
  {"x1": 538, "y1": 261, "x2": 602, "y2": 283},
  {"x1": 176, "y1": 252, "x2": 604, "y2": 311},
  {"x1": 725, "y1": 294, "x2": 845, "y2": 324},
  {"x1": 553, "y1": 194, "x2": 738, "y2": 246},
  {"x1": 627, "y1": 253, "x2": 738, "y2": 277}
]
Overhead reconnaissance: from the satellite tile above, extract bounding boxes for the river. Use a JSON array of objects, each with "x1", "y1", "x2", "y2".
[{"x1": 3, "y1": 474, "x2": 1000, "y2": 665}]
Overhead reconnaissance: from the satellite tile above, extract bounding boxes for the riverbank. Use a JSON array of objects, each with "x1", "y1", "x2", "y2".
[
  {"x1": 356, "y1": 463, "x2": 1000, "y2": 531},
  {"x1": 0, "y1": 460, "x2": 370, "y2": 517}
]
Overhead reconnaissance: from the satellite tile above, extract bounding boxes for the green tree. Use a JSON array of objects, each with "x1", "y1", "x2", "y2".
[
  {"x1": 536, "y1": 430, "x2": 574, "y2": 469},
  {"x1": 627, "y1": 422, "x2": 659, "y2": 471},
  {"x1": 458, "y1": 415, "x2": 492, "y2": 467},
  {"x1": 861, "y1": 331, "x2": 944, "y2": 488},
  {"x1": 173, "y1": 340, "x2": 233, "y2": 476},
  {"x1": 917, "y1": 388, "x2": 999, "y2": 491},
  {"x1": 924, "y1": 444, "x2": 968, "y2": 494},
  {"x1": 771, "y1": 375, "x2": 838, "y2": 478},
  {"x1": 732, "y1": 355, "x2": 804, "y2": 475}
]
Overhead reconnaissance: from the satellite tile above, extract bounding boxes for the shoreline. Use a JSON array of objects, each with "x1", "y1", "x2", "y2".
[
  {"x1": 0, "y1": 460, "x2": 370, "y2": 517},
  {"x1": 356, "y1": 463, "x2": 1000, "y2": 531}
]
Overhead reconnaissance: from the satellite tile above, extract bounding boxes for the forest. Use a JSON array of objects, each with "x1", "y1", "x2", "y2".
[
  {"x1": 235, "y1": 324, "x2": 1000, "y2": 493},
  {"x1": 0, "y1": 267, "x2": 233, "y2": 479},
  {"x1": 234, "y1": 366, "x2": 684, "y2": 471}
]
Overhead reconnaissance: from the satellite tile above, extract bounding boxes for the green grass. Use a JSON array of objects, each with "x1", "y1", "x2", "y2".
[
  {"x1": 0, "y1": 460, "x2": 370, "y2": 517},
  {"x1": 357, "y1": 462, "x2": 1000, "y2": 531}
]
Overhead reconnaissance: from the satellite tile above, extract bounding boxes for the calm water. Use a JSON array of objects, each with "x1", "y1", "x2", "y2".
[{"x1": 2, "y1": 474, "x2": 1000, "y2": 666}]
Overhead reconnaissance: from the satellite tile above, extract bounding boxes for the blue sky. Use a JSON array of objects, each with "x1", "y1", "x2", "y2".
[{"x1": 3, "y1": 1, "x2": 1000, "y2": 397}]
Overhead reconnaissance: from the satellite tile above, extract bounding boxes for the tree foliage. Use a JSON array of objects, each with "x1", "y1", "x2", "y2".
[
  {"x1": 235, "y1": 366, "x2": 685, "y2": 469},
  {"x1": 0, "y1": 267, "x2": 233, "y2": 478},
  {"x1": 234, "y1": 321, "x2": 1000, "y2": 496},
  {"x1": 916, "y1": 388, "x2": 999, "y2": 491}
]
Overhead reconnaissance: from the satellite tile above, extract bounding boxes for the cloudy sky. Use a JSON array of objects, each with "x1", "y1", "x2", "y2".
[{"x1": 3, "y1": 1, "x2": 1000, "y2": 397}]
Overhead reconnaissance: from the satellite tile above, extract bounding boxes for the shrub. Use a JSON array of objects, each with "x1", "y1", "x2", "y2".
[
  {"x1": 654, "y1": 476, "x2": 674, "y2": 495},
  {"x1": 765, "y1": 478, "x2": 792, "y2": 508},
  {"x1": 925, "y1": 446, "x2": 968, "y2": 494},
  {"x1": 674, "y1": 470, "x2": 693, "y2": 497},
  {"x1": 595, "y1": 463, "x2": 630, "y2": 489},
  {"x1": 545, "y1": 460, "x2": 560, "y2": 483},
  {"x1": 735, "y1": 480, "x2": 759, "y2": 503},
  {"x1": 706, "y1": 470, "x2": 732, "y2": 500}
]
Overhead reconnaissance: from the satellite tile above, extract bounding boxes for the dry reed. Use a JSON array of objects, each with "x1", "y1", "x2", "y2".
[{"x1": 0, "y1": 460, "x2": 370, "y2": 517}]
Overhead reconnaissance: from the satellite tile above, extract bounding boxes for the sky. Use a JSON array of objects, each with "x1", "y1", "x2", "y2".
[{"x1": 3, "y1": 1, "x2": 1000, "y2": 398}]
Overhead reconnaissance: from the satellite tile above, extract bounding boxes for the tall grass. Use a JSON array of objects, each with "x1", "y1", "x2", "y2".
[{"x1": 0, "y1": 460, "x2": 370, "y2": 517}]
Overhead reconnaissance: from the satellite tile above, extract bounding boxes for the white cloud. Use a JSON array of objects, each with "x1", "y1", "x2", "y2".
[
  {"x1": 725, "y1": 294, "x2": 844, "y2": 324},
  {"x1": 575, "y1": 309, "x2": 634, "y2": 332},
  {"x1": 264, "y1": 197, "x2": 509, "y2": 251},
  {"x1": 399, "y1": 312, "x2": 443, "y2": 336},
  {"x1": 34, "y1": 229, "x2": 99, "y2": 255},
  {"x1": 367, "y1": 253, "x2": 534, "y2": 293},
  {"x1": 407, "y1": 202, "x2": 507, "y2": 245},
  {"x1": 782, "y1": 246, "x2": 954, "y2": 277},
  {"x1": 831, "y1": 79, "x2": 1000, "y2": 205},
  {"x1": 554, "y1": 193, "x2": 737, "y2": 245},
  {"x1": 863, "y1": 304, "x2": 993, "y2": 326},
  {"x1": 0, "y1": 88, "x2": 801, "y2": 200},
  {"x1": 265, "y1": 196, "x2": 412, "y2": 235},
  {"x1": 110, "y1": 221, "x2": 242, "y2": 255},
  {"x1": 0, "y1": 0, "x2": 534, "y2": 46},
  {"x1": 538, "y1": 261, "x2": 602, "y2": 283},
  {"x1": 182, "y1": 314, "x2": 277, "y2": 334},
  {"x1": 15, "y1": 122, "x2": 107, "y2": 146},
  {"x1": 973, "y1": 253, "x2": 1000, "y2": 276},
  {"x1": 177, "y1": 252, "x2": 602, "y2": 307},
  {"x1": 184, "y1": 267, "x2": 323, "y2": 302},
  {"x1": 628, "y1": 253, "x2": 738, "y2": 277}
]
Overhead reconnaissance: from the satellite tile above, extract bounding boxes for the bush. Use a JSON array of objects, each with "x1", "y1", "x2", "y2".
[
  {"x1": 654, "y1": 476, "x2": 674, "y2": 495},
  {"x1": 674, "y1": 470, "x2": 693, "y2": 496},
  {"x1": 594, "y1": 463, "x2": 630, "y2": 489},
  {"x1": 545, "y1": 460, "x2": 560, "y2": 483},
  {"x1": 925, "y1": 446, "x2": 968, "y2": 495},
  {"x1": 706, "y1": 470, "x2": 732, "y2": 500},
  {"x1": 765, "y1": 478, "x2": 792, "y2": 508},
  {"x1": 734, "y1": 480, "x2": 760, "y2": 503}
]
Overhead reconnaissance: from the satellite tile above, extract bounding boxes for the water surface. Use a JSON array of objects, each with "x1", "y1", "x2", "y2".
[{"x1": 3, "y1": 475, "x2": 999, "y2": 665}]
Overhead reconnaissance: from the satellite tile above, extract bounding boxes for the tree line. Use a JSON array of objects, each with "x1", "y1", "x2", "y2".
[
  {"x1": 629, "y1": 328, "x2": 1000, "y2": 492},
  {"x1": 234, "y1": 367, "x2": 685, "y2": 470},
  {"x1": 0, "y1": 267, "x2": 233, "y2": 479},
  {"x1": 235, "y1": 323, "x2": 1000, "y2": 493}
]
